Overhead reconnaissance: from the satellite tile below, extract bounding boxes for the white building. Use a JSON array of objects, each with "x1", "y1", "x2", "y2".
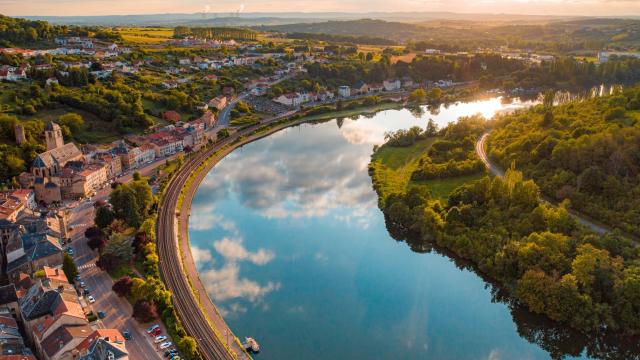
[
  {"x1": 383, "y1": 79, "x2": 401, "y2": 91},
  {"x1": 338, "y1": 86, "x2": 351, "y2": 98}
]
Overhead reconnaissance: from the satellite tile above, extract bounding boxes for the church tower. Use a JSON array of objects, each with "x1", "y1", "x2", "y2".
[{"x1": 45, "y1": 122, "x2": 64, "y2": 150}]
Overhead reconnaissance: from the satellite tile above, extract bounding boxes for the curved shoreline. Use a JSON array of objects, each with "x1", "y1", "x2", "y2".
[{"x1": 157, "y1": 113, "x2": 332, "y2": 360}]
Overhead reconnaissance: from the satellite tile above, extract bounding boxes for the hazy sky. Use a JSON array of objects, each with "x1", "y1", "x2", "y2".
[{"x1": 1, "y1": 0, "x2": 639, "y2": 17}]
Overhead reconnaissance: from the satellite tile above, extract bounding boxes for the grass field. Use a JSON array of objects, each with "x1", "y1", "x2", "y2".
[
  {"x1": 116, "y1": 27, "x2": 173, "y2": 45},
  {"x1": 370, "y1": 138, "x2": 485, "y2": 204}
]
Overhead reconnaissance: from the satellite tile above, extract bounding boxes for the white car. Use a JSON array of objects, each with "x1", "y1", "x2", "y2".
[
  {"x1": 154, "y1": 335, "x2": 167, "y2": 343},
  {"x1": 160, "y1": 342, "x2": 173, "y2": 349},
  {"x1": 87, "y1": 296, "x2": 96, "y2": 304},
  {"x1": 79, "y1": 281, "x2": 86, "y2": 288}
]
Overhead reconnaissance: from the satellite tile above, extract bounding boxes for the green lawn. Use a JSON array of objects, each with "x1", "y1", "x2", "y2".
[{"x1": 370, "y1": 138, "x2": 485, "y2": 204}]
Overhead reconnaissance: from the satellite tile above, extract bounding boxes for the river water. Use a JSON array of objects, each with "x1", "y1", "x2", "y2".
[{"x1": 188, "y1": 98, "x2": 609, "y2": 360}]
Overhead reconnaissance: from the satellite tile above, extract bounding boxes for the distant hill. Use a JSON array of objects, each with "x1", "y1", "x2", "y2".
[
  {"x1": 22, "y1": 11, "x2": 580, "y2": 27},
  {"x1": 255, "y1": 19, "x2": 429, "y2": 42}
]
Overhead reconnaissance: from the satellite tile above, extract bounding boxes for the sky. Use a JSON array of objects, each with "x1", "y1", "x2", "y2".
[{"x1": 1, "y1": 0, "x2": 639, "y2": 17}]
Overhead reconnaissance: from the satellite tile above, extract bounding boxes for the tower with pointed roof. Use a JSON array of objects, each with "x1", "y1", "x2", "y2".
[{"x1": 44, "y1": 122, "x2": 64, "y2": 151}]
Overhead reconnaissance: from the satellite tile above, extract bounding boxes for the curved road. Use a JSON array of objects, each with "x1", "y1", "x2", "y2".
[{"x1": 476, "y1": 132, "x2": 611, "y2": 235}]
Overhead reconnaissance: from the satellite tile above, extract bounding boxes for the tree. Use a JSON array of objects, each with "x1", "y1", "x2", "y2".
[
  {"x1": 409, "y1": 88, "x2": 427, "y2": 103},
  {"x1": 130, "y1": 278, "x2": 148, "y2": 302},
  {"x1": 217, "y1": 128, "x2": 229, "y2": 140},
  {"x1": 132, "y1": 171, "x2": 141, "y2": 181},
  {"x1": 57, "y1": 113, "x2": 84, "y2": 133},
  {"x1": 133, "y1": 300, "x2": 158, "y2": 322},
  {"x1": 176, "y1": 337, "x2": 200, "y2": 360},
  {"x1": 87, "y1": 235, "x2": 106, "y2": 251},
  {"x1": 426, "y1": 88, "x2": 442, "y2": 101},
  {"x1": 110, "y1": 186, "x2": 141, "y2": 227},
  {"x1": 104, "y1": 233, "x2": 133, "y2": 264},
  {"x1": 425, "y1": 118, "x2": 438, "y2": 136},
  {"x1": 62, "y1": 253, "x2": 78, "y2": 283},
  {"x1": 94, "y1": 206, "x2": 115, "y2": 229},
  {"x1": 112, "y1": 276, "x2": 134, "y2": 297}
]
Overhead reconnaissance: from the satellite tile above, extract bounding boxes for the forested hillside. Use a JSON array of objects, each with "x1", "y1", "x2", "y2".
[{"x1": 488, "y1": 87, "x2": 640, "y2": 237}]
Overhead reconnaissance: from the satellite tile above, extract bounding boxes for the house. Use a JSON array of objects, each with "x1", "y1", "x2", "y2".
[
  {"x1": 161, "y1": 80, "x2": 179, "y2": 89},
  {"x1": 95, "y1": 154, "x2": 122, "y2": 179},
  {"x1": 208, "y1": 96, "x2": 227, "y2": 110},
  {"x1": 401, "y1": 76, "x2": 415, "y2": 89},
  {"x1": 196, "y1": 111, "x2": 216, "y2": 129},
  {"x1": 203, "y1": 74, "x2": 218, "y2": 82},
  {"x1": 352, "y1": 81, "x2": 369, "y2": 95},
  {"x1": 138, "y1": 144, "x2": 156, "y2": 164},
  {"x1": 383, "y1": 79, "x2": 401, "y2": 91},
  {"x1": 7, "y1": 232, "x2": 63, "y2": 281},
  {"x1": 196, "y1": 102, "x2": 209, "y2": 111},
  {"x1": 338, "y1": 86, "x2": 351, "y2": 98},
  {"x1": 40, "y1": 324, "x2": 94, "y2": 360},
  {"x1": 273, "y1": 93, "x2": 301, "y2": 107},
  {"x1": 76, "y1": 329, "x2": 128, "y2": 360},
  {"x1": 0, "y1": 195, "x2": 24, "y2": 222},
  {"x1": 45, "y1": 78, "x2": 58, "y2": 86},
  {"x1": 162, "y1": 110, "x2": 181, "y2": 123},
  {"x1": 435, "y1": 79, "x2": 453, "y2": 88},
  {"x1": 250, "y1": 83, "x2": 269, "y2": 96},
  {"x1": 368, "y1": 83, "x2": 384, "y2": 93},
  {"x1": 178, "y1": 58, "x2": 191, "y2": 65},
  {"x1": 111, "y1": 142, "x2": 141, "y2": 170}
]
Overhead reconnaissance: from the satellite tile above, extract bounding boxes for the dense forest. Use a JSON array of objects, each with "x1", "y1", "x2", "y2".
[
  {"x1": 369, "y1": 115, "x2": 640, "y2": 338},
  {"x1": 488, "y1": 87, "x2": 640, "y2": 237}
]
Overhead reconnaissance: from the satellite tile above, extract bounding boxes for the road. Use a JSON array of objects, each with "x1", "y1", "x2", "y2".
[
  {"x1": 476, "y1": 132, "x2": 611, "y2": 235},
  {"x1": 68, "y1": 201, "x2": 166, "y2": 360}
]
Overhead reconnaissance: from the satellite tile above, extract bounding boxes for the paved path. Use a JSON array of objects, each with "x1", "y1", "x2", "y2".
[{"x1": 477, "y1": 132, "x2": 612, "y2": 235}]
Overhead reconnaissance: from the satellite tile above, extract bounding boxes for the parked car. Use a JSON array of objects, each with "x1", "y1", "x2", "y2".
[
  {"x1": 74, "y1": 275, "x2": 81, "y2": 282},
  {"x1": 87, "y1": 296, "x2": 96, "y2": 304},
  {"x1": 154, "y1": 335, "x2": 167, "y2": 343},
  {"x1": 123, "y1": 330, "x2": 132, "y2": 340},
  {"x1": 97, "y1": 311, "x2": 106, "y2": 319},
  {"x1": 164, "y1": 350, "x2": 177, "y2": 357},
  {"x1": 171, "y1": 357, "x2": 181, "y2": 360},
  {"x1": 146, "y1": 325, "x2": 160, "y2": 334},
  {"x1": 79, "y1": 281, "x2": 86, "y2": 288},
  {"x1": 83, "y1": 288, "x2": 90, "y2": 295},
  {"x1": 160, "y1": 342, "x2": 173, "y2": 350},
  {"x1": 151, "y1": 327, "x2": 162, "y2": 336},
  {"x1": 67, "y1": 248, "x2": 74, "y2": 255}
]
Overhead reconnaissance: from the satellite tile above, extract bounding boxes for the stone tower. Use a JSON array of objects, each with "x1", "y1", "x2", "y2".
[
  {"x1": 14, "y1": 124, "x2": 26, "y2": 145},
  {"x1": 45, "y1": 122, "x2": 64, "y2": 151}
]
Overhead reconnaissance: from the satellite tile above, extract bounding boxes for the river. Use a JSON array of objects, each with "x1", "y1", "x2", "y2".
[{"x1": 187, "y1": 98, "x2": 623, "y2": 360}]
